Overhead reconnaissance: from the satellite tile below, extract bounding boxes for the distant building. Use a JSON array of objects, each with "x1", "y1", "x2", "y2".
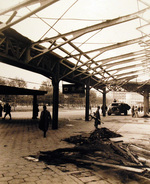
[
  {"x1": 126, "y1": 92, "x2": 143, "y2": 106},
  {"x1": 107, "y1": 91, "x2": 143, "y2": 106}
]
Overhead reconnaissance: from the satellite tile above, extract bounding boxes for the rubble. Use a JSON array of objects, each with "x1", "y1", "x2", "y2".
[
  {"x1": 30, "y1": 127, "x2": 150, "y2": 182},
  {"x1": 38, "y1": 128, "x2": 140, "y2": 166}
]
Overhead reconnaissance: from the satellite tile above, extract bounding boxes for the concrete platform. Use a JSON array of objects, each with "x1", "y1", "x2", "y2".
[{"x1": 0, "y1": 110, "x2": 150, "y2": 183}]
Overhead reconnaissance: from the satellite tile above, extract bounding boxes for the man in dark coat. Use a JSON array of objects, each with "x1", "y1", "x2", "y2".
[
  {"x1": 0, "y1": 103, "x2": 2, "y2": 117},
  {"x1": 3, "y1": 102, "x2": 11, "y2": 120},
  {"x1": 94, "y1": 106, "x2": 101, "y2": 129},
  {"x1": 39, "y1": 105, "x2": 51, "y2": 137}
]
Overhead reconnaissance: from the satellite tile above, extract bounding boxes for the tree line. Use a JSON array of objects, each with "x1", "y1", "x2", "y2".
[{"x1": 0, "y1": 77, "x2": 110, "y2": 107}]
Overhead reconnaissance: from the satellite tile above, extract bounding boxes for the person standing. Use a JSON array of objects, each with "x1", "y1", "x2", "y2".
[
  {"x1": 3, "y1": 102, "x2": 11, "y2": 120},
  {"x1": 94, "y1": 106, "x2": 101, "y2": 129},
  {"x1": 131, "y1": 106, "x2": 135, "y2": 117},
  {"x1": 0, "y1": 103, "x2": 3, "y2": 118},
  {"x1": 134, "y1": 106, "x2": 138, "y2": 118},
  {"x1": 39, "y1": 105, "x2": 51, "y2": 138}
]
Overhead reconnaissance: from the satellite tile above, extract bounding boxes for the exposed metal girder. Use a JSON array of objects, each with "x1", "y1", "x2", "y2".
[
  {"x1": 6, "y1": 11, "x2": 17, "y2": 24},
  {"x1": 0, "y1": 1, "x2": 149, "y2": 92},
  {"x1": 71, "y1": 49, "x2": 146, "y2": 77},
  {"x1": 0, "y1": 0, "x2": 59, "y2": 32},
  {"x1": 104, "y1": 55, "x2": 148, "y2": 68},
  {"x1": 69, "y1": 36, "x2": 145, "y2": 57},
  {"x1": 116, "y1": 75, "x2": 138, "y2": 81},
  {"x1": 29, "y1": 13, "x2": 147, "y2": 62},
  {"x1": 33, "y1": 8, "x2": 147, "y2": 46},
  {"x1": 107, "y1": 63, "x2": 143, "y2": 73},
  {"x1": 138, "y1": 0, "x2": 150, "y2": 7},
  {"x1": 0, "y1": 0, "x2": 39, "y2": 15},
  {"x1": 59, "y1": 39, "x2": 146, "y2": 81},
  {"x1": 114, "y1": 70, "x2": 141, "y2": 78},
  {"x1": 59, "y1": 37, "x2": 146, "y2": 81},
  {"x1": 96, "y1": 49, "x2": 146, "y2": 65}
]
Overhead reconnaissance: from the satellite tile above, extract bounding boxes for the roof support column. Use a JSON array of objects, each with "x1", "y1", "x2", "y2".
[
  {"x1": 102, "y1": 86, "x2": 106, "y2": 117},
  {"x1": 32, "y1": 94, "x2": 38, "y2": 119},
  {"x1": 85, "y1": 84, "x2": 90, "y2": 121},
  {"x1": 143, "y1": 89, "x2": 149, "y2": 116},
  {"x1": 52, "y1": 79, "x2": 59, "y2": 129},
  {"x1": 52, "y1": 61, "x2": 60, "y2": 130}
]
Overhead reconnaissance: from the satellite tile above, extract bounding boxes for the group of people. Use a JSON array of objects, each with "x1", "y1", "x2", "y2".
[
  {"x1": 0, "y1": 102, "x2": 51, "y2": 138},
  {"x1": 0, "y1": 102, "x2": 11, "y2": 120},
  {"x1": 1, "y1": 103, "x2": 144, "y2": 137},
  {"x1": 39, "y1": 105, "x2": 101, "y2": 137},
  {"x1": 131, "y1": 105, "x2": 143, "y2": 118},
  {"x1": 0, "y1": 101, "x2": 51, "y2": 138}
]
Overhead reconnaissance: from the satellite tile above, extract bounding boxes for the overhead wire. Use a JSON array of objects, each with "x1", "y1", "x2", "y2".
[
  {"x1": 38, "y1": 0, "x2": 79, "y2": 40},
  {"x1": 0, "y1": 76, "x2": 51, "y2": 88},
  {"x1": 3, "y1": 14, "x2": 106, "y2": 22}
]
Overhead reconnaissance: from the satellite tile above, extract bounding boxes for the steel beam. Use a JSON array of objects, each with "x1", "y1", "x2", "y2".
[
  {"x1": 70, "y1": 36, "x2": 145, "y2": 57},
  {"x1": 104, "y1": 55, "x2": 147, "y2": 68},
  {"x1": 33, "y1": 8, "x2": 147, "y2": 46},
  {"x1": 0, "y1": 0, "x2": 59, "y2": 32},
  {"x1": 107, "y1": 63, "x2": 142, "y2": 73}
]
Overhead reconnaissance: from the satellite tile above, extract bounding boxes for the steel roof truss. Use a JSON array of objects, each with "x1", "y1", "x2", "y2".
[
  {"x1": 114, "y1": 70, "x2": 141, "y2": 78},
  {"x1": 103, "y1": 55, "x2": 147, "y2": 69},
  {"x1": 107, "y1": 63, "x2": 142, "y2": 73},
  {"x1": 0, "y1": 0, "x2": 60, "y2": 32},
  {"x1": 32, "y1": 8, "x2": 147, "y2": 46},
  {"x1": 95, "y1": 49, "x2": 146, "y2": 65},
  {"x1": 70, "y1": 36, "x2": 145, "y2": 57}
]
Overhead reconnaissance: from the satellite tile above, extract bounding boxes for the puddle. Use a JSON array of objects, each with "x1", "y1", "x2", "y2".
[{"x1": 66, "y1": 124, "x2": 74, "y2": 127}]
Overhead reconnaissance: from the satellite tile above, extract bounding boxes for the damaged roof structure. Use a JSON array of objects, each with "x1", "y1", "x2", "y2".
[
  {"x1": 0, "y1": 0, "x2": 150, "y2": 93},
  {"x1": 1, "y1": 0, "x2": 150, "y2": 127}
]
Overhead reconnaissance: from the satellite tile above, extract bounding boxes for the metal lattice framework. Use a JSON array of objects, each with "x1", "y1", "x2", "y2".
[{"x1": 0, "y1": 0, "x2": 150, "y2": 93}]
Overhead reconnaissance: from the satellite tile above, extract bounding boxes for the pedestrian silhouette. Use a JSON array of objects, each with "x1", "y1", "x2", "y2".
[
  {"x1": 94, "y1": 106, "x2": 101, "y2": 129},
  {"x1": 131, "y1": 105, "x2": 135, "y2": 117},
  {"x1": 39, "y1": 105, "x2": 51, "y2": 137},
  {"x1": 0, "y1": 103, "x2": 2, "y2": 117},
  {"x1": 134, "y1": 106, "x2": 138, "y2": 117},
  {"x1": 3, "y1": 102, "x2": 11, "y2": 120}
]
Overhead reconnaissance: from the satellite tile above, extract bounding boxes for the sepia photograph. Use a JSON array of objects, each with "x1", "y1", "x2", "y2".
[{"x1": 0, "y1": 0, "x2": 150, "y2": 183}]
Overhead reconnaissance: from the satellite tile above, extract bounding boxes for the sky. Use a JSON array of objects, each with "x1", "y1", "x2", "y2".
[
  {"x1": 0, "y1": 0, "x2": 52, "y2": 89},
  {"x1": 0, "y1": 0, "x2": 149, "y2": 89},
  {"x1": 0, "y1": 62, "x2": 49, "y2": 89}
]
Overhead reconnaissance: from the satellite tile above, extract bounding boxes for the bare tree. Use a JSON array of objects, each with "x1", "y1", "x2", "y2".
[{"x1": 8, "y1": 77, "x2": 27, "y2": 88}]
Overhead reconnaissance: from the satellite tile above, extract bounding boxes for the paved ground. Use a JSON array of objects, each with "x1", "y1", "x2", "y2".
[{"x1": 0, "y1": 109, "x2": 150, "y2": 184}]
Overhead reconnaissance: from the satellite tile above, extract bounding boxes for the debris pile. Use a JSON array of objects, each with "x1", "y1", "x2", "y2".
[
  {"x1": 29, "y1": 127, "x2": 150, "y2": 181},
  {"x1": 89, "y1": 127, "x2": 121, "y2": 140},
  {"x1": 38, "y1": 128, "x2": 141, "y2": 166},
  {"x1": 64, "y1": 127, "x2": 121, "y2": 145}
]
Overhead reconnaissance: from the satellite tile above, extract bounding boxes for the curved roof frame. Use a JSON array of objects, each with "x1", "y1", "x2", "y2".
[{"x1": 0, "y1": 0, "x2": 150, "y2": 93}]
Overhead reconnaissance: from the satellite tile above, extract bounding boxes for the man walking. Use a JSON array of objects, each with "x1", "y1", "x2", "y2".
[
  {"x1": 39, "y1": 105, "x2": 51, "y2": 137},
  {"x1": 3, "y1": 102, "x2": 11, "y2": 120},
  {"x1": 94, "y1": 106, "x2": 101, "y2": 129}
]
